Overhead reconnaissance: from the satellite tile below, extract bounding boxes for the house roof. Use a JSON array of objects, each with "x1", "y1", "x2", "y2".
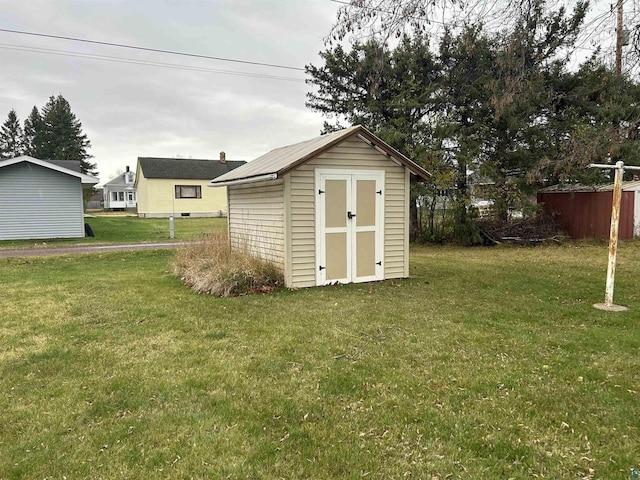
[
  {"x1": 137, "y1": 157, "x2": 246, "y2": 180},
  {"x1": 0, "y1": 155, "x2": 98, "y2": 184},
  {"x1": 103, "y1": 171, "x2": 134, "y2": 187},
  {"x1": 209, "y1": 125, "x2": 431, "y2": 187},
  {"x1": 539, "y1": 180, "x2": 640, "y2": 193}
]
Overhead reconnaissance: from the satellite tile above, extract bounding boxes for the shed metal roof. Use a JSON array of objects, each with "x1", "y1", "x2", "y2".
[
  {"x1": 209, "y1": 125, "x2": 431, "y2": 187},
  {"x1": 0, "y1": 155, "x2": 98, "y2": 184},
  {"x1": 539, "y1": 180, "x2": 640, "y2": 193},
  {"x1": 138, "y1": 157, "x2": 246, "y2": 180}
]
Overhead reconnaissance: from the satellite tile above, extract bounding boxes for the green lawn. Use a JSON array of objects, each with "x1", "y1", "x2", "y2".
[
  {"x1": 0, "y1": 242, "x2": 638, "y2": 479},
  {"x1": 0, "y1": 216, "x2": 227, "y2": 248}
]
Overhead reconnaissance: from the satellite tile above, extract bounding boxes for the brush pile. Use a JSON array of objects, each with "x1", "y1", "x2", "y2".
[{"x1": 478, "y1": 215, "x2": 566, "y2": 245}]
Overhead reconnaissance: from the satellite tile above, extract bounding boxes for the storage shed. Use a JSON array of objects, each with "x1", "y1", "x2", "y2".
[
  {"x1": 538, "y1": 180, "x2": 640, "y2": 239},
  {"x1": 210, "y1": 125, "x2": 430, "y2": 288},
  {"x1": 0, "y1": 155, "x2": 98, "y2": 240}
]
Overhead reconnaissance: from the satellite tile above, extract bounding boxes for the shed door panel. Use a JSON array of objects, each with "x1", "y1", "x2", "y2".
[
  {"x1": 325, "y1": 180, "x2": 347, "y2": 228},
  {"x1": 356, "y1": 231, "x2": 376, "y2": 278},
  {"x1": 326, "y1": 232, "x2": 348, "y2": 280},
  {"x1": 356, "y1": 180, "x2": 376, "y2": 227}
]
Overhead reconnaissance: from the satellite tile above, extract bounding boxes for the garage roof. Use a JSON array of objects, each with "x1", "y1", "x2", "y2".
[
  {"x1": 539, "y1": 180, "x2": 640, "y2": 193},
  {"x1": 0, "y1": 156, "x2": 98, "y2": 184}
]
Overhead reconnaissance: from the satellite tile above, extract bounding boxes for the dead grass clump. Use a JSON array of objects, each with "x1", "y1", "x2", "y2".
[{"x1": 173, "y1": 233, "x2": 284, "y2": 297}]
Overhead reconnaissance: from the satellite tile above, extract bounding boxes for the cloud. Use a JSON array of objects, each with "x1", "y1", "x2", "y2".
[{"x1": 0, "y1": 0, "x2": 339, "y2": 182}]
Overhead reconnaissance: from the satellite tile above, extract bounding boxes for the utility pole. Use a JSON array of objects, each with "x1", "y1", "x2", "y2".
[{"x1": 615, "y1": 0, "x2": 623, "y2": 74}]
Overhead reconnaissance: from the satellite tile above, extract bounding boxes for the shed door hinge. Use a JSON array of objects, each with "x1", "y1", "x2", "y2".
[
  {"x1": 318, "y1": 189, "x2": 325, "y2": 195},
  {"x1": 319, "y1": 265, "x2": 326, "y2": 271},
  {"x1": 376, "y1": 261, "x2": 382, "y2": 266},
  {"x1": 376, "y1": 190, "x2": 382, "y2": 195}
]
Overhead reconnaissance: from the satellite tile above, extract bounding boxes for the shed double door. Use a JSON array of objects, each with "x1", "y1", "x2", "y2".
[{"x1": 316, "y1": 170, "x2": 384, "y2": 285}]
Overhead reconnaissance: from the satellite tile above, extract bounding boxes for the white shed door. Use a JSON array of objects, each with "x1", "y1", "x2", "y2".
[{"x1": 316, "y1": 170, "x2": 384, "y2": 285}]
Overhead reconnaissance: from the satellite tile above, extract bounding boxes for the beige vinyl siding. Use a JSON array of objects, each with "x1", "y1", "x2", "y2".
[
  {"x1": 286, "y1": 167, "x2": 316, "y2": 287},
  {"x1": 136, "y1": 175, "x2": 228, "y2": 218},
  {"x1": 228, "y1": 179, "x2": 285, "y2": 269},
  {"x1": 288, "y1": 136, "x2": 407, "y2": 287},
  {"x1": 134, "y1": 168, "x2": 149, "y2": 216}
]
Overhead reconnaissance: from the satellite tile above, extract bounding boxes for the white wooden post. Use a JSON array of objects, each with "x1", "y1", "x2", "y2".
[
  {"x1": 169, "y1": 215, "x2": 175, "y2": 239},
  {"x1": 589, "y1": 161, "x2": 640, "y2": 311}
]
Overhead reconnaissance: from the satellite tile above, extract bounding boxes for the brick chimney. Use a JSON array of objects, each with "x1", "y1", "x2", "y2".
[{"x1": 219, "y1": 151, "x2": 226, "y2": 164}]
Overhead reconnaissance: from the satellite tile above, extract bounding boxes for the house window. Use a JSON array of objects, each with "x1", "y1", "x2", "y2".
[
  {"x1": 127, "y1": 192, "x2": 135, "y2": 202},
  {"x1": 118, "y1": 191, "x2": 124, "y2": 202},
  {"x1": 175, "y1": 185, "x2": 202, "y2": 199},
  {"x1": 112, "y1": 192, "x2": 118, "y2": 201}
]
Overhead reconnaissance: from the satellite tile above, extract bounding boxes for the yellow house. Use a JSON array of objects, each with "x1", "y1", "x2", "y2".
[
  {"x1": 210, "y1": 126, "x2": 430, "y2": 288},
  {"x1": 135, "y1": 154, "x2": 245, "y2": 218}
]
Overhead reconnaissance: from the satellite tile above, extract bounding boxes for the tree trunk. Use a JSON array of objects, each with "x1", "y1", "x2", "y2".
[
  {"x1": 409, "y1": 192, "x2": 419, "y2": 242},
  {"x1": 454, "y1": 161, "x2": 468, "y2": 227}
]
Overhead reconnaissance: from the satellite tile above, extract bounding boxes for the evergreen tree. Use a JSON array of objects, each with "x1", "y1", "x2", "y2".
[
  {"x1": 529, "y1": 60, "x2": 640, "y2": 183},
  {"x1": 22, "y1": 106, "x2": 45, "y2": 158},
  {"x1": 0, "y1": 109, "x2": 24, "y2": 159},
  {"x1": 307, "y1": 36, "x2": 440, "y2": 239},
  {"x1": 436, "y1": 26, "x2": 495, "y2": 237},
  {"x1": 39, "y1": 95, "x2": 97, "y2": 175},
  {"x1": 487, "y1": 2, "x2": 587, "y2": 220},
  {"x1": 308, "y1": 0, "x2": 622, "y2": 238}
]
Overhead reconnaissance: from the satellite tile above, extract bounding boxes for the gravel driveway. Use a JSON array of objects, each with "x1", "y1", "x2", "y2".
[{"x1": 0, "y1": 242, "x2": 187, "y2": 258}]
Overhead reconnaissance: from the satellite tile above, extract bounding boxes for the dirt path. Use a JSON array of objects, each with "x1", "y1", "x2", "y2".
[{"x1": 0, "y1": 242, "x2": 187, "y2": 258}]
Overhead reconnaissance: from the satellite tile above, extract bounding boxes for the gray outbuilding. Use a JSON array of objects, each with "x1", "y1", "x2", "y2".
[
  {"x1": 210, "y1": 125, "x2": 430, "y2": 288},
  {"x1": 0, "y1": 155, "x2": 98, "y2": 240}
]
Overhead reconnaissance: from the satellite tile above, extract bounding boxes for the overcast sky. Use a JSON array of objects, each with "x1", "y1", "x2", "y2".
[
  {"x1": 0, "y1": 0, "x2": 341, "y2": 184},
  {"x1": 0, "y1": 0, "x2": 623, "y2": 185}
]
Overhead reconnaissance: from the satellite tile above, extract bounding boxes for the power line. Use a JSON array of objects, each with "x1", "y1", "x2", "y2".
[
  {"x1": 0, "y1": 28, "x2": 305, "y2": 72},
  {"x1": 0, "y1": 43, "x2": 306, "y2": 82}
]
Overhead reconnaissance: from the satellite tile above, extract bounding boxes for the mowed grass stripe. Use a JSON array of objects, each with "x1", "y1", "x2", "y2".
[
  {"x1": 0, "y1": 216, "x2": 227, "y2": 248},
  {"x1": 0, "y1": 242, "x2": 638, "y2": 479}
]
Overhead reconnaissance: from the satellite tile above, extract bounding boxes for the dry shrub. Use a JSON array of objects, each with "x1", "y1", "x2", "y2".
[{"x1": 173, "y1": 233, "x2": 284, "y2": 297}]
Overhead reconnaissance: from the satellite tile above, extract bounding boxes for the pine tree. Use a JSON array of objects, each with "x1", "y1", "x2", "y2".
[
  {"x1": 306, "y1": 36, "x2": 440, "y2": 239},
  {"x1": 39, "y1": 95, "x2": 97, "y2": 175},
  {"x1": 0, "y1": 109, "x2": 25, "y2": 159},
  {"x1": 22, "y1": 106, "x2": 44, "y2": 158}
]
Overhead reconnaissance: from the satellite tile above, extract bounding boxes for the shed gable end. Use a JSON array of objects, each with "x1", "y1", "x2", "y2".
[
  {"x1": 0, "y1": 162, "x2": 84, "y2": 240},
  {"x1": 287, "y1": 136, "x2": 408, "y2": 287}
]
